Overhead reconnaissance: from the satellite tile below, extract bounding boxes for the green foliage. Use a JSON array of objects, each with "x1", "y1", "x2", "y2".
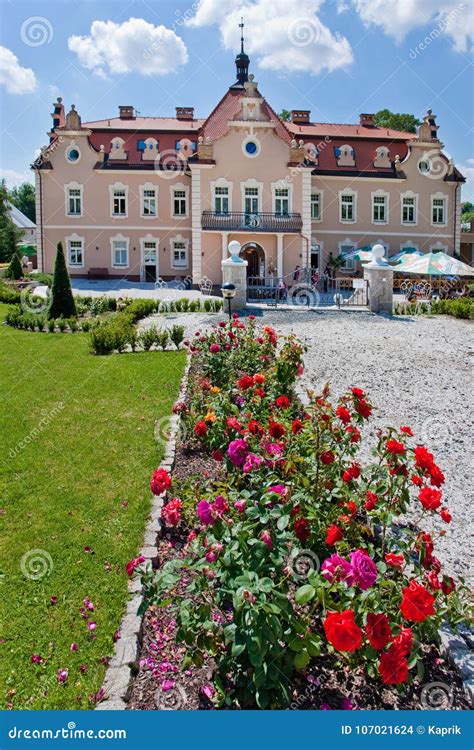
[
  {"x1": 28, "y1": 272, "x2": 53, "y2": 287},
  {"x1": 431, "y1": 298, "x2": 473, "y2": 319},
  {"x1": 48, "y1": 242, "x2": 77, "y2": 319},
  {"x1": 279, "y1": 109, "x2": 292, "y2": 122},
  {"x1": 0, "y1": 284, "x2": 21, "y2": 304},
  {"x1": 138, "y1": 326, "x2": 158, "y2": 351},
  {"x1": 7, "y1": 181, "x2": 36, "y2": 223},
  {"x1": 373, "y1": 109, "x2": 421, "y2": 133},
  {"x1": 156, "y1": 328, "x2": 169, "y2": 351},
  {"x1": 89, "y1": 315, "x2": 135, "y2": 355},
  {"x1": 0, "y1": 180, "x2": 22, "y2": 262},
  {"x1": 6, "y1": 251, "x2": 23, "y2": 280},
  {"x1": 170, "y1": 324, "x2": 185, "y2": 349}
]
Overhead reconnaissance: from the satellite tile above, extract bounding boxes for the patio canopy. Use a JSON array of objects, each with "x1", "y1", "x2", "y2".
[
  {"x1": 395, "y1": 251, "x2": 474, "y2": 276},
  {"x1": 389, "y1": 248, "x2": 423, "y2": 263},
  {"x1": 342, "y1": 246, "x2": 375, "y2": 262}
]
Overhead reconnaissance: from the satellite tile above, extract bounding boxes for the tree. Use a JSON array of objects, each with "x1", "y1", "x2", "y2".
[
  {"x1": 48, "y1": 242, "x2": 77, "y2": 319},
  {"x1": 279, "y1": 109, "x2": 292, "y2": 122},
  {"x1": 0, "y1": 179, "x2": 21, "y2": 262},
  {"x1": 373, "y1": 109, "x2": 421, "y2": 134},
  {"x1": 8, "y1": 182, "x2": 36, "y2": 223},
  {"x1": 5, "y1": 251, "x2": 23, "y2": 280}
]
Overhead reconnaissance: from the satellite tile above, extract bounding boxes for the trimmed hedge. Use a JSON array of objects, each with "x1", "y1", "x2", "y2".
[{"x1": 431, "y1": 298, "x2": 473, "y2": 319}]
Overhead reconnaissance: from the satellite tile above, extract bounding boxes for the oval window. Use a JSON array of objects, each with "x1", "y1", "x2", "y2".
[
  {"x1": 245, "y1": 141, "x2": 258, "y2": 155},
  {"x1": 418, "y1": 160, "x2": 430, "y2": 174},
  {"x1": 67, "y1": 148, "x2": 80, "y2": 163}
]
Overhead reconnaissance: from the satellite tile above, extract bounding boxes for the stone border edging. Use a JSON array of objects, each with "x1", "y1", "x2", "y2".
[
  {"x1": 439, "y1": 624, "x2": 474, "y2": 707},
  {"x1": 96, "y1": 355, "x2": 191, "y2": 711}
]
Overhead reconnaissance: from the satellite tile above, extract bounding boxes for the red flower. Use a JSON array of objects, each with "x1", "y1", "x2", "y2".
[
  {"x1": 125, "y1": 555, "x2": 145, "y2": 577},
  {"x1": 248, "y1": 419, "x2": 263, "y2": 435},
  {"x1": 440, "y1": 507, "x2": 452, "y2": 524},
  {"x1": 429, "y1": 464, "x2": 445, "y2": 487},
  {"x1": 226, "y1": 417, "x2": 241, "y2": 431},
  {"x1": 385, "y1": 552, "x2": 405, "y2": 570},
  {"x1": 324, "y1": 610, "x2": 362, "y2": 652},
  {"x1": 379, "y1": 646, "x2": 408, "y2": 684},
  {"x1": 392, "y1": 626, "x2": 413, "y2": 655},
  {"x1": 342, "y1": 462, "x2": 361, "y2": 483},
  {"x1": 150, "y1": 467, "x2": 172, "y2": 496},
  {"x1": 366, "y1": 613, "x2": 392, "y2": 650},
  {"x1": 291, "y1": 419, "x2": 303, "y2": 434},
  {"x1": 212, "y1": 449, "x2": 223, "y2": 462},
  {"x1": 326, "y1": 524, "x2": 343, "y2": 546},
  {"x1": 441, "y1": 576, "x2": 455, "y2": 595},
  {"x1": 237, "y1": 375, "x2": 254, "y2": 390},
  {"x1": 209, "y1": 344, "x2": 221, "y2": 353},
  {"x1": 269, "y1": 421, "x2": 285, "y2": 439},
  {"x1": 400, "y1": 581, "x2": 435, "y2": 622},
  {"x1": 427, "y1": 570, "x2": 441, "y2": 590},
  {"x1": 294, "y1": 517, "x2": 311, "y2": 542},
  {"x1": 418, "y1": 486, "x2": 442, "y2": 511},
  {"x1": 356, "y1": 399, "x2": 372, "y2": 419},
  {"x1": 414, "y1": 445, "x2": 434, "y2": 471},
  {"x1": 346, "y1": 425, "x2": 361, "y2": 443},
  {"x1": 411, "y1": 474, "x2": 423, "y2": 486},
  {"x1": 321, "y1": 450, "x2": 335, "y2": 465},
  {"x1": 400, "y1": 426, "x2": 413, "y2": 436},
  {"x1": 254, "y1": 388, "x2": 265, "y2": 398},
  {"x1": 336, "y1": 406, "x2": 351, "y2": 424},
  {"x1": 161, "y1": 497, "x2": 182, "y2": 527},
  {"x1": 194, "y1": 420, "x2": 208, "y2": 437},
  {"x1": 253, "y1": 373, "x2": 265, "y2": 385},
  {"x1": 351, "y1": 387, "x2": 365, "y2": 399},
  {"x1": 346, "y1": 501, "x2": 357, "y2": 517},
  {"x1": 275, "y1": 395, "x2": 290, "y2": 409},
  {"x1": 386, "y1": 439, "x2": 405, "y2": 456},
  {"x1": 365, "y1": 491, "x2": 378, "y2": 511}
]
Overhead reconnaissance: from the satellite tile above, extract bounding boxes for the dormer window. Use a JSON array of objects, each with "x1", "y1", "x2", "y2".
[
  {"x1": 335, "y1": 145, "x2": 355, "y2": 167},
  {"x1": 139, "y1": 138, "x2": 159, "y2": 161},
  {"x1": 110, "y1": 137, "x2": 127, "y2": 160},
  {"x1": 374, "y1": 146, "x2": 391, "y2": 169}
]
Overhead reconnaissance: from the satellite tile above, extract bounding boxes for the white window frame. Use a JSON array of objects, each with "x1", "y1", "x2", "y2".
[
  {"x1": 401, "y1": 191, "x2": 418, "y2": 226},
  {"x1": 140, "y1": 183, "x2": 159, "y2": 219},
  {"x1": 371, "y1": 190, "x2": 389, "y2": 225},
  {"x1": 109, "y1": 182, "x2": 129, "y2": 219},
  {"x1": 241, "y1": 179, "x2": 263, "y2": 214},
  {"x1": 339, "y1": 189, "x2": 357, "y2": 223},
  {"x1": 431, "y1": 192, "x2": 448, "y2": 226},
  {"x1": 64, "y1": 181, "x2": 83, "y2": 218},
  {"x1": 211, "y1": 178, "x2": 233, "y2": 214},
  {"x1": 110, "y1": 234, "x2": 129, "y2": 269},
  {"x1": 66, "y1": 233, "x2": 84, "y2": 268},
  {"x1": 310, "y1": 240, "x2": 323, "y2": 271},
  {"x1": 338, "y1": 239, "x2": 356, "y2": 272},
  {"x1": 311, "y1": 191, "x2": 322, "y2": 221},
  {"x1": 429, "y1": 242, "x2": 448, "y2": 253},
  {"x1": 171, "y1": 235, "x2": 189, "y2": 269},
  {"x1": 171, "y1": 182, "x2": 189, "y2": 219},
  {"x1": 139, "y1": 234, "x2": 160, "y2": 280},
  {"x1": 272, "y1": 181, "x2": 293, "y2": 215}
]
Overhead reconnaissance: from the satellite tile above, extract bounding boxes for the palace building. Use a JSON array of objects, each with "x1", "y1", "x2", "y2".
[{"x1": 32, "y1": 30, "x2": 465, "y2": 286}]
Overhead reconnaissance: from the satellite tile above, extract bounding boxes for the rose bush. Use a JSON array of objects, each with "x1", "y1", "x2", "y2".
[{"x1": 140, "y1": 317, "x2": 469, "y2": 709}]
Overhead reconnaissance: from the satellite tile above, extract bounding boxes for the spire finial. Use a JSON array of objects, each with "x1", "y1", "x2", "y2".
[{"x1": 239, "y1": 17, "x2": 244, "y2": 54}]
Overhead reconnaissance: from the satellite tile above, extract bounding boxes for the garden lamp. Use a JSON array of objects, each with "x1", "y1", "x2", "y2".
[{"x1": 221, "y1": 283, "x2": 236, "y2": 320}]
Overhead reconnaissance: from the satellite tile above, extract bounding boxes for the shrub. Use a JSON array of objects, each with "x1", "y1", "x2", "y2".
[
  {"x1": 123, "y1": 298, "x2": 157, "y2": 323},
  {"x1": 138, "y1": 326, "x2": 157, "y2": 351},
  {"x1": 47, "y1": 319, "x2": 56, "y2": 333},
  {"x1": 5, "y1": 252, "x2": 23, "y2": 280},
  {"x1": 174, "y1": 299, "x2": 183, "y2": 312},
  {"x1": 170, "y1": 324, "x2": 185, "y2": 350},
  {"x1": 29, "y1": 272, "x2": 53, "y2": 287},
  {"x1": 57, "y1": 317, "x2": 67, "y2": 332},
  {"x1": 0, "y1": 286, "x2": 21, "y2": 304},
  {"x1": 156, "y1": 328, "x2": 169, "y2": 351},
  {"x1": 68, "y1": 317, "x2": 78, "y2": 332},
  {"x1": 203, "y1": 299, "x2": 212, "y2": 312},
  {"x1": 189, "y1": 300, "x2": 200, "y2": 313},
  {"x1": 180, "y1": 298, "x2": 190, "y2": 312},
  {"x1": 48, "y1": 242, "x2": 77, "y2": 319},
  {"x1": 89, "y1": 315, "x2": 135, "y2": 355},
  {"x1": 80, "y1": 319, "x2": 91, "y2": 333},
  {"x1": 431, "y1": 298, "x2": 473, "y2": 319}
]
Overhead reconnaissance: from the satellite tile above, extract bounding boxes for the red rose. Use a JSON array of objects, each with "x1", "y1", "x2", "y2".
[
  {"x1": 346, "y1": 425, "x2": 361, "y2": 443},
  {"x1": 150, "y1": 467, "x2": 172, "y2": 496},
  {"x1": 379, "y1": 645, "x2": 408, "y2": 685},
  {"x1": 194, "y1": 420, "x2": 208, "y2": 437},
  {"x1": 400, "y1": 580, "x2": 435, "y2": 622},
  {"x1": 400, "y1": 426, "x2": 413, "y2": 436},
  {"x1": 418, "y1": 486, "x2": 442, "y2": 511},
  {"x1": 226, "y1": 417, "x2": 241, "y2": 431},
  {"x1": 254, "y1": 387, "x2": 265, "y2": 398},
  {"x1": 346, "y1": 501, "x2": 357, "y2": 517},
  {"x1": 269, "y1": 421, "x2": 285, "y2": 439},
  {"x1": 253, "y1": 373, "x2": 265, "y2": 385},
  {"x1": 291, "y1": 419, "x2": 303, "y2": 434},
  {"x1": 411, "y1": 474, "x2": 423, "y2": 486},
  {"x1": 441, "y1": 576, "x2": 455, "y2": 595},
  {"x1": 336, "y1": 406, "x2": 351, "y2": 424},
  {"x1": 440, "y1": 507, "x2": 452, "y2": 523},
  {"x1": 386, "y1": 439, "x2": 406, "y2": 456},
  {"x1": 429, "y1": 463, "x2": 445, "y2": 487},
  {"x1": 392, "y1": 626, "x2": 413, "y2": 656},
  {"x1": 161, "y1": 497, "x2": 182, "y2": 527},
  {"x1": 321, "y1": 450, "x2": 335, "y2": 465},
  {"x1": 366, "y1": 613, "x2": 392, "y2": 650},
  {"x1": 351, "y1": 387, "x2": 365, "y2": 399},
  {"x1": 414, "y1": 445, "x2": 434, "y2": 471},
  {"x1": 212, "y1": 449, "x2": 223, "y2": 462},
  {"x1": 294, "y1": 517, "x2": 311, "y2": 542},
  {"x1": 125, "y1": 555, "x2": 145, "y2": 577},
  {"x1": 365, "y1": 491, "x2": 378, "y2": 511},
  {"x1": 248, "y1": 419, "x2": 263, "y2": 435},
  {"x1": 326, "y1": 524, "x2": 343, "y2": 546},
  {"x1": 427, "y1": 570, "x2": 441, "y2": 590},
  {"x1": 356, "y1": 399, "x2": 372, "y2": 419},
  {"x1": 324, "y1": 610, "x2": 362, "y2": 652},
  {"x1": 385, "y1": 552, "x2": 405, "y2": 570},
  {"x1": 342, "y1": 462, "x2": 360, "y2": 483},
  {"x1": 237, "y1": 375, "x2": 254, "y2": 390},
  {"x1": 275, "y1": 395, "x2": 290, "y2": 409}
]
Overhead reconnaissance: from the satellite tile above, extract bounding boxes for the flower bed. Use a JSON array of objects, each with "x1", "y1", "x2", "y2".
[{"x1": 131, "y1": 316, "x2": 470, "y2": 710}]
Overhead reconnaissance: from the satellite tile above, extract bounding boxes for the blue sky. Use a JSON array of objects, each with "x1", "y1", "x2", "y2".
[{"x1": 1, "y1": 0, "x2": 473, "y2": 199}]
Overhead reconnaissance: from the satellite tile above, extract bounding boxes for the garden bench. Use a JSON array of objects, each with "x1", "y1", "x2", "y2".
[{"x1": 88, "y1": 268, "x2": 109, "y2": 280}]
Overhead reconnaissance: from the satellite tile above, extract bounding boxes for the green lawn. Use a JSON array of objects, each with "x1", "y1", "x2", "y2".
[{"x1": 0, "y1": 306, "x2": 185, "y2": 709}]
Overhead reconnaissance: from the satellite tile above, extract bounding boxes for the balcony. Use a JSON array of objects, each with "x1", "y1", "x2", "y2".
[{"x1": 201, "y1": 211, "x2": 303, "y2": 233}]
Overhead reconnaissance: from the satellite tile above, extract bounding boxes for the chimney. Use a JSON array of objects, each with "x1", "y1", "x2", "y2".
[
  {"x1": 118, "y1": 106, "x2": 135, "y2": 120},
  {"x1": 51, "y1": 97, "x2": 65, "y2": 129},
  {"x1": 359, "y1": 113, "x2": 375, "y2": 127},
  {"x1": 291, "y1": 110, "x2": 310, "y2": 124},
  {"x1": 176, "y1": 107, "x2": 194, "y2": 121}
]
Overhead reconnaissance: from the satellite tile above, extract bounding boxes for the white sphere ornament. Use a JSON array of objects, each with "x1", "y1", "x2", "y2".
[
  {"x1": 372, "y1": 244, "x2": 385, "y2": 261},
  {"x1": 228, "y1": 240, "x2": 243, "y2": 263}
]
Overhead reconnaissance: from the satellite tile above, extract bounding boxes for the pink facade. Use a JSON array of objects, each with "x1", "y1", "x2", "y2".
[{"x1": 33, "y1": 50, "x2": 464, "y2": 286}]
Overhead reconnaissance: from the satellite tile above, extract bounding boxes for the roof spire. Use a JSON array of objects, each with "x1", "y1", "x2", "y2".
[
  {"x1": 239, "y1": 16, "x2": 245, "y2": 54},
  {"x1": 230, "y1": 17, "x2": 250, "y2": 89}
]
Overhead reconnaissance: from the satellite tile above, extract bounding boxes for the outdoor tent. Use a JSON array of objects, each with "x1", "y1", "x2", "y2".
[{"x1": 395, "y1": 251, "x2": 474, "y2": 276}]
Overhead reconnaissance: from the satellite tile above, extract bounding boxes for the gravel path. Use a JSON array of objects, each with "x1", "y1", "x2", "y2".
[{"x1": 141, "y1": 308, "x2": 473, "y2": 581}]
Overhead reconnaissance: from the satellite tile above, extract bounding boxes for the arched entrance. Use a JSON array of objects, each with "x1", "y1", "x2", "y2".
[{"x1": 241, "y1": 242, "x2": 265, "y2": 278}]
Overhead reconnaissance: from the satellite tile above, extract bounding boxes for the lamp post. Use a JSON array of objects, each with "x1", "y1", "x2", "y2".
[{"x1": 221, "y1": 282, "x2": 236, "y2": 321}]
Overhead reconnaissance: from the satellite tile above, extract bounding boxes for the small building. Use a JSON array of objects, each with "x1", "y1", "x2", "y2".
[{"x1": 8, "y1": 201, "x2": 36, "y2": 246}]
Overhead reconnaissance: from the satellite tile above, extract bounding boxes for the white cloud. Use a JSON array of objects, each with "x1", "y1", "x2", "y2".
[
  {"x1": 0, "y1": 46, "x2": 37, "y2": 95},
  {"x1": 459, "y1": 158, "x2": 474, "y2": 203},
  {"x1": 187, "y1": 0, "x2": 353, "y2": 75},
  {"x1": 351, "y1": 0, "x2": 474, "y2": 53},
  {"x1": 68, "y1": 17, "x2": 188, "y2": 78},
  {"x1": 0, "y1": 168, "x2": 33, "y2": 188}
]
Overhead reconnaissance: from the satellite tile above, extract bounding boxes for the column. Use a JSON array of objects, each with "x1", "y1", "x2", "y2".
[
  {"x1": 221, "y1": 232, "x2": 229, "y2": 262},
  {"x1": 277, "y1": 234, "x2": 283, "y2": 278},
  {"x1": 301, "y1": 170, "x2": 312, "y2": 268},
  {"x1": 190, "y1": 166, "x2": 202, "y2": 284},
  {"x1": 35, "y1": 171, "x2": 43, "y2": 272},
  {"x1": 363, "y1": 266, "x2": 394, "y2": 314}
]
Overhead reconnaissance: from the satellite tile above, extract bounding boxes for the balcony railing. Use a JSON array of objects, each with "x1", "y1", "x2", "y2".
[{"x1": 201, "y1": 211, "x2": 303, "y2": 233}]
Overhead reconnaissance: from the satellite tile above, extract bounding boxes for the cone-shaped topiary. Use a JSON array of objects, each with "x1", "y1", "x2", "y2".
[
  {"x1": 6, "y1": 250, "x2": 23, "y2": 280},
  {"x1": 48, "y1": 242, "x2": 77, "y2": 319}
]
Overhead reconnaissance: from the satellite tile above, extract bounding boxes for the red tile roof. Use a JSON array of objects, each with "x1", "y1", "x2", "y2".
[
  {"x1": 286, "y1": 121, "x2": 417, "y2": 140},
  {"x1": 82, "y1": 116, "x2": 204, "y2": 131}
]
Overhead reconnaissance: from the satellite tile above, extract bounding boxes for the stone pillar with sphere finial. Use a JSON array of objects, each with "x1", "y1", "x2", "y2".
[
  {"x1": 221, "y1": 240, "x2": 248, "y2": 310},
  {"x1": 362, "y1": 244, "x2": 394, "y2": 314}
]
